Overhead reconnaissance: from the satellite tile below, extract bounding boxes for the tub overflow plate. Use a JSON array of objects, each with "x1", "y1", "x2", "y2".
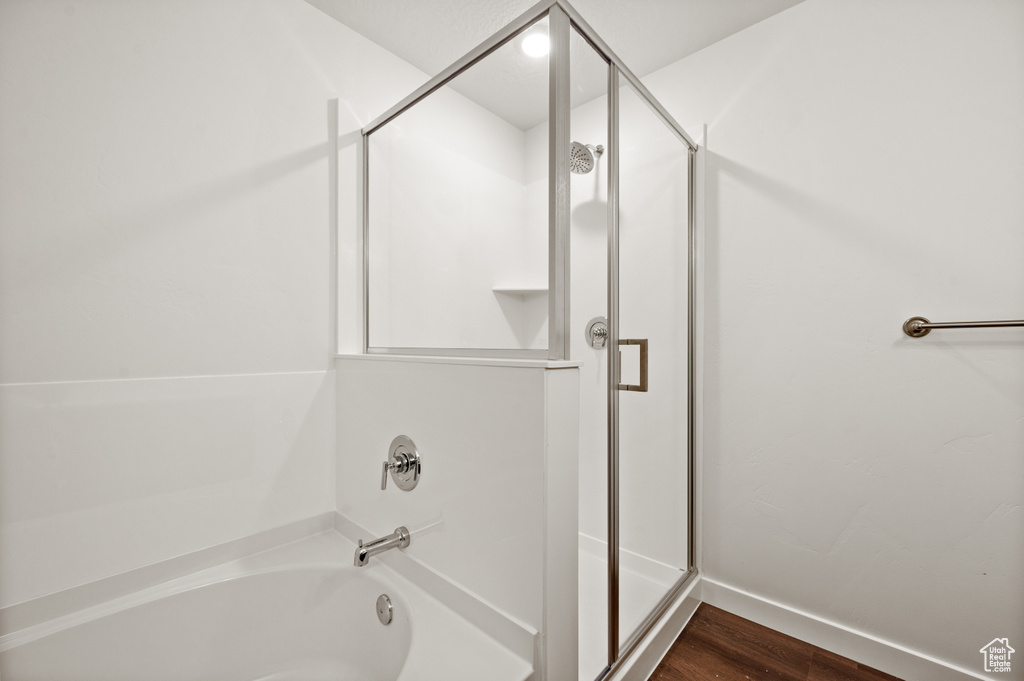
[{"x1": 376, "y1": 594, "x2": 393, "y2": 625}]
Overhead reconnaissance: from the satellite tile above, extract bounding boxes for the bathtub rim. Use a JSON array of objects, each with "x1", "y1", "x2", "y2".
[
  {"x1": 0, "y1": 512, "x2": 336, "y2": 637},
  {"x1": 1, "y1": 562, "x2": 392, "y2": 653},
  {"x1": 0, "y1": 512, "x2": 537, "y2": 669},
  {"x1": 0, "y1": 532, "x2": 534, "y2": 681}
]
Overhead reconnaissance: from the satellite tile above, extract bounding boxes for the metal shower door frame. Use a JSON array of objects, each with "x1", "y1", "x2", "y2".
[
  {"x1": 604, "y1": 62, "x2": 698, "y2": 676},
  {"x1": 359, "y1": 0, "x2": 698, "y2": 676}
]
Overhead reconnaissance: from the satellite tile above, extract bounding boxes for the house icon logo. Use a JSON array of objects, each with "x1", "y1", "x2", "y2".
[{"x1": 980, "y1": 638, "x2": 1014, "y2": 673}]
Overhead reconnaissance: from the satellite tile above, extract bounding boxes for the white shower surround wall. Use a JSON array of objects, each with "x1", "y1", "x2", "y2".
[
  {"x1": 367, "y1": 79, "x2": 545, "y2": 350},
  {"x1": 0, "y1": 0, "x2": 429, "y2": 609}
]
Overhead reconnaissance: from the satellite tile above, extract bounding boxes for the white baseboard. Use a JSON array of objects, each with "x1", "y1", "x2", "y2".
[{"x1": 701, "y1": 577, "x2": 987, "y2": 681}]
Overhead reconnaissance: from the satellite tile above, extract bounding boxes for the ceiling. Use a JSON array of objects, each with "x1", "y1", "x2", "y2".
[{"x1": 306, "y1": 0, "x2": 805, "y2": 130}]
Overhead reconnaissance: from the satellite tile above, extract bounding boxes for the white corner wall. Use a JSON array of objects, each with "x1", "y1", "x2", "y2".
[
  {"x1": 0, "y1": 0, "x2": 426, "y2": 609},
  {"x1": 643, "y1": 0, "x2": 1024, "y2": 678}
]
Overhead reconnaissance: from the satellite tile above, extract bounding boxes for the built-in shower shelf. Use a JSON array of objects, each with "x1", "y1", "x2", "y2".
[{"x1": 492, "y1": 287, "x2": 548, "y2": 296}]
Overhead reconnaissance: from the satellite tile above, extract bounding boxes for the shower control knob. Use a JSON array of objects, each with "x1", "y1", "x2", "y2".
[
  {"x1": 586, "y1": 316, "x2": 609, "y2": 349},
  {"x1": 381, "y1": 435, "x2": 421, "y2": 491}
]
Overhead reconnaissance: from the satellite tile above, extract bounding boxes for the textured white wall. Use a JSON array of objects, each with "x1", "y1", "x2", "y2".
[
  {"x1": 642, "y1": 0, "x2": 1024, "y2": 675},
  {"x1": 0, "y1": 0, "x2": 422, "y2": 607}
]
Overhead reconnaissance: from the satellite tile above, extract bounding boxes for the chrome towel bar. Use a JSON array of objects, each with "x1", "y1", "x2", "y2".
[{"x1": 903, "y1": 316, "x2": 1024, "y2": 337}]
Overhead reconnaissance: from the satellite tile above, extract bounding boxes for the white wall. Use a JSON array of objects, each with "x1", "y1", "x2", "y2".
[
  {"x1": 0, "y1": 0, "x2": 423, "y2": 608},
  {"x1": 644, "y1": 0, "x2": 1024, "y2": 676}
]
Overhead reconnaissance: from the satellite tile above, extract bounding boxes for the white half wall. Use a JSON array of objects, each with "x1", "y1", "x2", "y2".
[
  {"x1": 642, "y1": 0, "x2": 1024, "y2": 677},
  {"x1": 0, "y1": 0, "x2": 426, "y2": 608},
  {"x1": 335, "y1": 356, "x2": 580, "y2": 680}
]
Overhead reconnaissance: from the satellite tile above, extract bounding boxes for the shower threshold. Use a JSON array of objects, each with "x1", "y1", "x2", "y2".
[{"x1": 578, "y1": 534, "x2": 684, "y2": 681}]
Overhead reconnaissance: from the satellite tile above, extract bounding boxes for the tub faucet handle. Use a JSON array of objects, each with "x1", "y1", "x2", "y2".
[{"x1": 381, "y1": 435, "x2": 421, "y2": 491}]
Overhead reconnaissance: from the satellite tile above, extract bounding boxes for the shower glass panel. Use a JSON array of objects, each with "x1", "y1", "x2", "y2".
[
  {"x1": 366, "y1": 17, "x2": 550, "y2": 355},
  {"x1": 616, "y1": 80, "x2": 691, "y2": 651}
]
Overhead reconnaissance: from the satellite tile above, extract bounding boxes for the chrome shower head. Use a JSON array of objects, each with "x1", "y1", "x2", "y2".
[{"x1": 569, "y1": 141, "x2": 604, "y2": 174}]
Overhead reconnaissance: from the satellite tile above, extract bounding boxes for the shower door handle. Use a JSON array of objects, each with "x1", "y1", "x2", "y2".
[{"x1": 617, "y1": 338, "x2": 648, "y2": 392}]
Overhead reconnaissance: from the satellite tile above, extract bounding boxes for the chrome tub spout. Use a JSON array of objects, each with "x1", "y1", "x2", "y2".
[{"x1": 354, "y1": 526, "x2": 410, "y2": 567}]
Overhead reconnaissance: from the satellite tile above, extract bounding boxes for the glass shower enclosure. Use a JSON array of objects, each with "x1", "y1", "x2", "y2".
[{"x1": 360, "y1": 1, "x2": 696, "y2": 677}]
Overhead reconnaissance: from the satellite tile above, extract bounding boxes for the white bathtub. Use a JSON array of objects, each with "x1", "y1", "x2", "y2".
[{"x1": 0, "y1": 531, "x2": 533, "y2": 681}]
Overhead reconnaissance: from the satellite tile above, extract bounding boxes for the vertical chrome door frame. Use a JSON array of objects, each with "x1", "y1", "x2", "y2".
[{"x1": 605, "y1": 63, "x2": 621, "y2": 668}]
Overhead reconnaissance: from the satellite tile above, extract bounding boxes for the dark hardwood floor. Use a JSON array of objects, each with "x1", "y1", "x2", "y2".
[{"x1": 649, "y1": 604, "x2": 904, "y2": 681}]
